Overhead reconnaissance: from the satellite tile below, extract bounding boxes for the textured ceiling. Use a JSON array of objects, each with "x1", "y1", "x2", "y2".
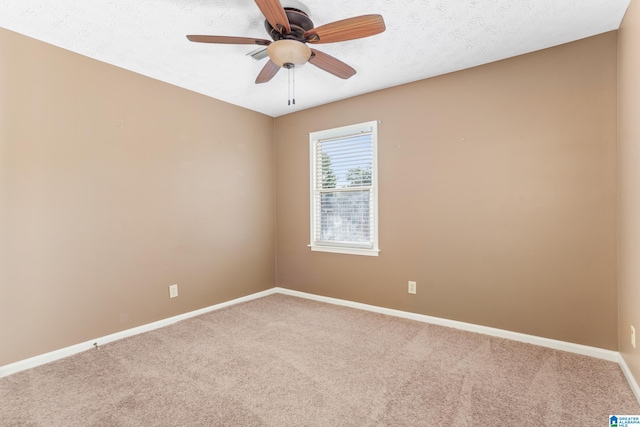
[{"x1": 0, "y1": 0, "x2": 631, "y2": 117}]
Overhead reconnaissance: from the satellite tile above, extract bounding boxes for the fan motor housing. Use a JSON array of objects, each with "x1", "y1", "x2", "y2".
[{"x1": 265, "y1": 8, "x2": 314, "y2": 41}]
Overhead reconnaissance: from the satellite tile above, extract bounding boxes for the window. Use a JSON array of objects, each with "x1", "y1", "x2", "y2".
[{"x1": 309, "y1": 121, "x2": 379, "y2": 256}]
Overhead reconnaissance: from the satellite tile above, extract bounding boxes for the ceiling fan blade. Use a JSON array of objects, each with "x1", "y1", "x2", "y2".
[
  {"x1": 256, "y1": 60, "x2": 281, "y2": 84},
  {"x1": 187, "y1": 35, "x2": 271, "y2": 46},
  {"x1": 308, "y1": 49, "x2": 356, "y2": 79},
  {"x1": 254, "y1": 0, "x2": 291, "y2": 34},
  {"x1": 304, "y1": 15, "x2": 385, "y2": 44}
]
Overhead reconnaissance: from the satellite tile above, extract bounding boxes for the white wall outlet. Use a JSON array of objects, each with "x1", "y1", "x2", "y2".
[
  {"x1": 169, "y1": 284, "x2": 178, "y2": 299},
  {"x1": 632, "y1": 325, "x2": 636, "y2": 349},
  {"x1": 408, "y1": 281, "x2": 416, "y2": 294}
]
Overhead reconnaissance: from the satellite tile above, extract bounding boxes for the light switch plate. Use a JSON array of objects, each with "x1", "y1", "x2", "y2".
[{"x1": 169, "y1": 284, "x2": 178, "y2": 298}]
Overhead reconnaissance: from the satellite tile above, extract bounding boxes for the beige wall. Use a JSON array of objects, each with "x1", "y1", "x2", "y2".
[
  {"x1": 275, "y1": 32, "x2": 618, "y2": 350},
  {"x1": 0, "y1": 29, "x2": 276, "y2": 366},
  {"x1": 618, "y1": 0, "x2": 640, "y2": 386},
  {"x1": 0, "y1": 23, "x2": 626, "y2": 367}
]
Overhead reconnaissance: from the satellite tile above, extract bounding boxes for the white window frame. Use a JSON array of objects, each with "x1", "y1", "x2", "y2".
[{"x1": 309, "y1": 120, "x2": 379, "y2": 256}]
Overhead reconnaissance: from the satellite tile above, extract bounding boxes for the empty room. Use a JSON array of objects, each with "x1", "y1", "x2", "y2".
[{"x1": 1, "y1": 0, "x2": 640, "y2": 425}]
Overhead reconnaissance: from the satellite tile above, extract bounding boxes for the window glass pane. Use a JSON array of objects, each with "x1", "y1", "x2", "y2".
[
  {"x1": 319, "y1": 134, "x2": 372, "y2": 189},
  {"x1": 319, "y1": 190, "x2": 371, "y2": 244}
]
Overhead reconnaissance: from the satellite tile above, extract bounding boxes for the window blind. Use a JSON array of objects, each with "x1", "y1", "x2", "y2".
[{"x1": 312, "y1": 130, "x2": 374, "y2": 248}]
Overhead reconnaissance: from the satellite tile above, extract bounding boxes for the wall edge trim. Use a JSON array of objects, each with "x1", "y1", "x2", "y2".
[
  {"x1": 3, "y1": 285, "x2": 635, "y2": 406},
  {"x1": 277, "y1": 287, "x2": 640, "y2": 403},
  {"x1": 274, "y1": 287, "x2": 619, "y2": 361},
  {"x1": 618, "y1": 352, "x2": 640, "y2": 404},
  {"x1": 0, "y1": 288, "x2": 277, "y2": 379}
]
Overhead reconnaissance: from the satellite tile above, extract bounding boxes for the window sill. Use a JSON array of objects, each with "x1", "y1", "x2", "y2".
[{"x1": 309, "y1": 245, "x2": 380, "y2": 257}]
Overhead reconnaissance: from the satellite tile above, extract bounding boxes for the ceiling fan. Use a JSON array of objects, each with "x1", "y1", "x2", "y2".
[{"x1": 186, "y1": 0, "x2": 386, "y2": 85}]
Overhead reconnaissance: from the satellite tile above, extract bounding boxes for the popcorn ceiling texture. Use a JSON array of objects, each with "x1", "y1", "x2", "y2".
[{"x1": 0, "y1": 0, "x2": 630, "y2": 116}]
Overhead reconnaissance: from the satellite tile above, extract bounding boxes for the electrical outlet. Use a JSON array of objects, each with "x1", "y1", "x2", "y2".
[
  {"x1": 169, "y1": 284, "x2": 178, "y2": 299},
  {"x1": 632, "y1": 326, "x2": 636, "y2": 349},
  {"x1": 408, "y1": 281, "x2": 416, "y2": 294}
]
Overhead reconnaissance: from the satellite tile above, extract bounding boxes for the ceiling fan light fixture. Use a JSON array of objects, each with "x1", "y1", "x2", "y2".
[{"x1": 267, "y1": 39, "x2": 311, "y2": 67}]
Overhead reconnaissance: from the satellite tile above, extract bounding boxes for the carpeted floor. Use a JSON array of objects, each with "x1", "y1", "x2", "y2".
[{"x1": 1, "y1": 294, "x2": 638, "y2": 426}]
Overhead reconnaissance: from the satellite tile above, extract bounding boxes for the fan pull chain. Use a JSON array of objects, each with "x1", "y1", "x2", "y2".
[
  {"x1": 287, "y1": 66, "x2": 291, "y2": 106},
  {"x1": 292, "y1": 66, "x2": 296, "y2": 105},
  {"x1": 285, "y1": 64, "x2": 297, "y2": 106}
]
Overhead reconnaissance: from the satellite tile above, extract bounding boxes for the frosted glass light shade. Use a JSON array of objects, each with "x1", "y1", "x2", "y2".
[{"x1": 267, "y1": 40, "x2": 311, "y2": 67}]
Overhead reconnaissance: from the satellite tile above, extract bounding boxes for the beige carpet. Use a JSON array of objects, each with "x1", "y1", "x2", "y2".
[{"x1": 1, "y1": 294, "x2": 638, "y2": 426}]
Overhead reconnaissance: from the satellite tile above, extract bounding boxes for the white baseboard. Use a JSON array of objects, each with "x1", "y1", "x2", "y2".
[
  {"x1": 2, "y1": 285, "x2": 638, "y2": 406},
  {"x1": 276, "y1": 288, "x2": 640, "y2": 405},
  {"x1": 0, "y1": 288, "x2": 277, "y2": 379},
  {"x1": 275, "y1": 287, "x2": 619, "y2": 362},
  {"x1": 618, "y1": 353, "x2": 640, "y2": 404}
]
